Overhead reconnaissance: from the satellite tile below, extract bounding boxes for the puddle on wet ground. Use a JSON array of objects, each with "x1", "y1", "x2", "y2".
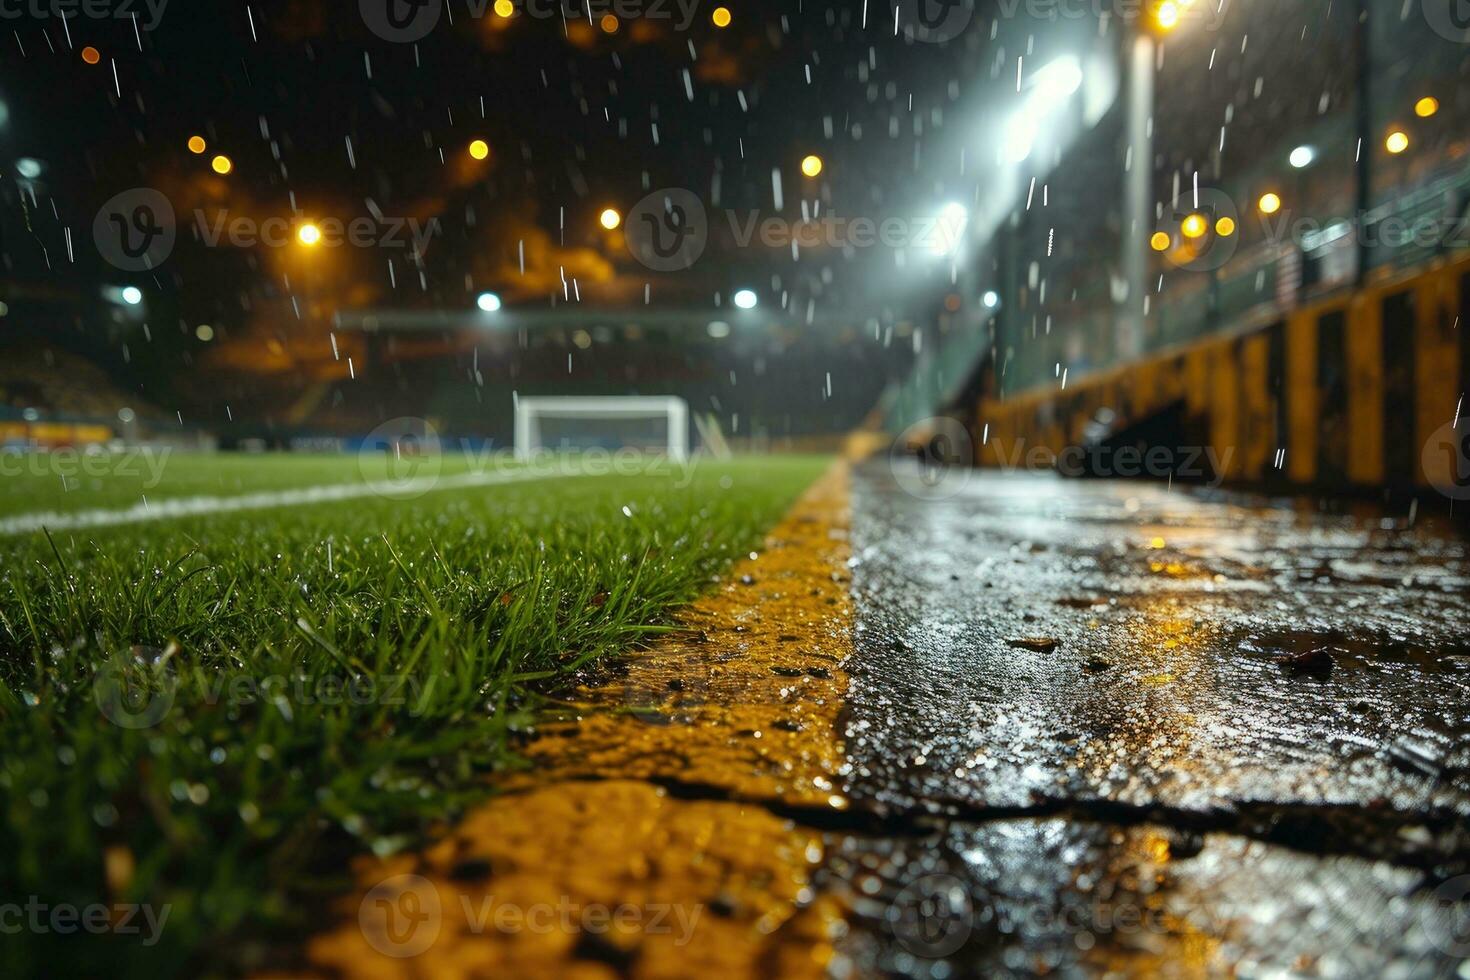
[
  {"x1": 1238, "y1": 628, "x2": 1470, "y2": 674},
  {"x1": 823, "y1": 816, "x2": 1463, "y2": 979},
  {"x1": 839, "y1": 468, "x2": 1470, "y2": 975}
]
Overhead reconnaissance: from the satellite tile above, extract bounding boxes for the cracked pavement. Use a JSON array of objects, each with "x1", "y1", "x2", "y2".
[{"x1": 834, "y1": 463, "x2": 1470, "y2": 978}]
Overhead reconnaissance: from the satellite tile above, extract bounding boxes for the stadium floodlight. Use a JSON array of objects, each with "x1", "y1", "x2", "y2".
[
  {"x1": 1289, "y1": 145, "x2": 1315, "y2": 169},
  {"x1": 982, "y1": 290, "x2": 1000, "y2": 309},
  {"x1": 514, "y1": 396, "x2": 689, "y2": 462},
  {"x1": 732, "y1": 289, "x2": 758, "y2": 310},
  {"x1": 121, "y1": 286, "x2": 144, "y2": 305},
  {"x1": 476, "y1": 292, "x2": 502, "y2": 313},
  {"x1": 1032, "y1": 56, "x2": 1083, "y2": 102}
]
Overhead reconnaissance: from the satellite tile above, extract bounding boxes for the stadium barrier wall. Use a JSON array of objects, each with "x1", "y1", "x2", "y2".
[{"x1": 975, "y1": 250, "x2": 1470, "y2": 496}]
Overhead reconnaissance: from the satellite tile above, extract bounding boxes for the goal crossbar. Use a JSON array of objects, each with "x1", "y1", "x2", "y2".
[{"x1": 513, "y1": 396, "x2": 690, "y2": 462}]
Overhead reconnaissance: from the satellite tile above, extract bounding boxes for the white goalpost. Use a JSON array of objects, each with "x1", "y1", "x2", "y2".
[{"x1": 513, "y1": 396, "x2": 690, "y2": 462}]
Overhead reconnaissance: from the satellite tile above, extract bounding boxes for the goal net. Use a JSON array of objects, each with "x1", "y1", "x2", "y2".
[{"x1": 513, "y1": 396, "x2": 690, "y2": 461}]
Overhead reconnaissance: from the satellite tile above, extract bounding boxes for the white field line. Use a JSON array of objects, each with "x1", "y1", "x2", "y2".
[{"x1": 0, "y1": 468, "x2": 573, "y2": 538}]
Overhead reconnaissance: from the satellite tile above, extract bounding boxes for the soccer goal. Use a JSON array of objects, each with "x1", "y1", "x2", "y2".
[{"x1": 513, "y1": 396, "x2": 690, "y2": 462}]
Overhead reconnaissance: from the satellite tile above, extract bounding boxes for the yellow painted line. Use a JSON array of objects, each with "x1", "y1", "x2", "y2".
[{"x1": 307, "y1": 464, "x2": 854, "y2": 979}]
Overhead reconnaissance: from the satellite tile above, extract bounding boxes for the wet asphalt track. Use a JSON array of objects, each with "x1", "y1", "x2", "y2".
[{"x1": 833, "y1": 463, "x2": 1470, "y2": 978}]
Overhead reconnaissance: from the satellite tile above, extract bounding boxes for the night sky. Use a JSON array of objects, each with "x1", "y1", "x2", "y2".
[{"x1": 2, "y1": 1, "x2": 1465, "y2": 428}]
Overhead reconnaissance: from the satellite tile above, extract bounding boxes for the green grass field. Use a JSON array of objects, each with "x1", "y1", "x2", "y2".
[{"x1": 0, "y1": 451, "x2": 827, "y2": 975}]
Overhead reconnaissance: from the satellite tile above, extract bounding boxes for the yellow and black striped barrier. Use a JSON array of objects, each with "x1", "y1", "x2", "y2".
[{"x1": 976, "y1": 251, "x2": 1470, "y2": 498}]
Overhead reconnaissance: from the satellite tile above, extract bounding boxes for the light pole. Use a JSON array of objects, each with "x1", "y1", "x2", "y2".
[
  {"x1": 1353, "y1": 0, "x2": 1372, "y2": 286},
  {"x1": 1121, "y1": 31, "x2": 1155, "y2": 360},
  {"x1": 1121, "y1": 2, "x2": 1201, "y2": 360}
]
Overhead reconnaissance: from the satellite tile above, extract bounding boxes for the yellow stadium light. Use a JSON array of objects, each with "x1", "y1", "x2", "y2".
[
  {"x1": 599, "y1": 208, "x2": 621, "y2": 230},
  {"x1": 599, "y1": 13, "x2": 618, "y2": 33},
  {"x1": 800, "y1": 154, "x2": 823, "y2": 178},
  {"x1": 493, "y1": 0, "x2": 513, "y2": 16},
  {"x1": 1150, "y1": 232, "x2": 1172, "y2": 252},
  {"x1": 1257, "y1": 192, "x2": 1282, "y2": 215},
  {"x1": 1215, "y1": 216, "x2": 1237, "y2": 237},
  {"x1": 188, "y1": 135, "x2": 207, "y2": 154},
  {"x1": 712, "y1": 6, "x2": 731, "y2": 27},
  {"x1": 1415, "y1": 97, "x2": 1440, "y2": 118},
  {"x1": 298, "y1": 223, "x2": 323, "y2": 246},
  {"x1": 211, "y1": 155, "x2": 233, "y2": 175},
  {"x1": 1385, "y1": 130, "x2": 1410, "y2": 154},
  {"x1": 1180, "y1": 213, "x2": 1208, "y2": 239},
  {"x1": 469, "y1": 139, "x2": 490, "y2": 161}
]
